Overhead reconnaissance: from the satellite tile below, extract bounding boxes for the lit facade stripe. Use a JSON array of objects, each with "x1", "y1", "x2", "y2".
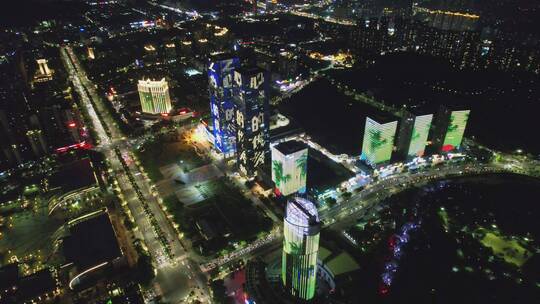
[
  {"x1": 361, "y1": 117, "x2": 398, "y2": 166},
  {"x1": 442, "y1": 110, "x2": 470, "y2": 151},
  {"x1": 407, "y1": 114, "x2": 433, "y2": 157},
  {"x1": 271, "y1": 145, "x2": 307, "y2": 196},
  {"x1": 137, "y1": 78, "x2": 172, "y2": 114},
  {"x1": 233, "y1": 69, "x2": 269, "y2": 177},
  {"x1": 208, "y1": 57, "x2": 240, "y2": 155},
  {"x1": 282, "y1": 197, "x2": 320, "y2": 301}
]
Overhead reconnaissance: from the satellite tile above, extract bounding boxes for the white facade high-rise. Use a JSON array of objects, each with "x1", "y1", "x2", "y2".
[{"x1": 137, "y1": 78, "x2": 172, "y2": 114}]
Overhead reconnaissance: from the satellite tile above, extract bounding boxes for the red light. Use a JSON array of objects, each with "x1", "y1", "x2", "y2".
[
  {"x1": 388, "y1": 235, "x2": 397, "y2": 249},
  {"x1": 68, "y1": 122, "x2": 77, "y2": 128},
  {"x1": 161, "y1": 113, "x2": 169, "y2": 117},
  {"x1": 55, "y1": 141, "x2": 91, "y2": 154},
  {"x1": 442, "y1": 144, "x2": 455, "y2": 152}
]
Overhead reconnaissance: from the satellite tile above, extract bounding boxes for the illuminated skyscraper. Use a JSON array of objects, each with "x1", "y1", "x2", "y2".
[
  {"x1": 36, "y1": 59, "x2": 51, "y2": 76},
  {"x1": 282, "y1": 197, "x2": 320, "y2": 301},
  {"x1": 361, "y1": 116, "x2": 398, "y2": 167},
  {"x1": 208, "y1": 55, "x2": 240, "y2": 156},
  {"x1": 137, "y1": 78, "x2": 172, "y2": 114},
  {"x1": 430, "y1": 106, "x2": 470, "y2": 153},
  {"x1": 395, "y1": 111, "x2": 433, "y2": 160},
  {"x1": 271, "y1": 141, "x2": 308, "y2": 196},
  {"x1": 442, "y1": 110, "x2": 470, "y2": 152},
  {"x1": 233, "y1": 66, "x2": 269, "y2": 177},
  {"x1": 87, "y1": 47, "x2": 95, "y2": 60}
]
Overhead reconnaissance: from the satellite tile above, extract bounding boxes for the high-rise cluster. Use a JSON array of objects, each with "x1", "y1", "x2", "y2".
[
  {"x1": 207, "y1": 55, "x2": 269, "y2": 176},
  {"x1": 361, "y1": 105, "x2": 470, "y2": 167}
]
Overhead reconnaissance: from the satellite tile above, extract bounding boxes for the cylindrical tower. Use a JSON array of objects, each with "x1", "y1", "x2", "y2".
[{"x1": 282, "y1": 197, "x2": 320, "y2": 301}]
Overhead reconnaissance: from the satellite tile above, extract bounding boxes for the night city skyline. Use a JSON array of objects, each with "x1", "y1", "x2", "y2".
[{"x1": 1, "y1": 1, "x2": 540, "y2": 304}]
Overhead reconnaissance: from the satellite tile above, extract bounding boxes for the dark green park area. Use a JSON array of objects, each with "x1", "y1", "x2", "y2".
[{"x1": 163, "y1": 177, "x2": 273, "y2": 257}]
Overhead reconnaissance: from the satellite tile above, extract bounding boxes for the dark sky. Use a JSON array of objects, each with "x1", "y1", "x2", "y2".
[{"x1": 0, "y1": 0, "x2": 87, "y2": 27}]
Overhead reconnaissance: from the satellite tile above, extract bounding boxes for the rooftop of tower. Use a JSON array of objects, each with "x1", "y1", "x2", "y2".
[
  {"x1": 274, "y1": 140, "x2": 307, "y2": 156},
  {"x1": 285, "y1": 197, "x2": 319, "y2": 228}
]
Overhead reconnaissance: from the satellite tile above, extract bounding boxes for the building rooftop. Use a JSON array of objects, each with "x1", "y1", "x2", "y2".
[
  {"x1": 209, "y1": 52, "x2": 238, "y2": 63},
  {"x1": 18, "y1": 269, "x2": 57, "y2": 302},
  {"x1": 235, "y1": 65, "x2": 265, "y2": 76},
  {"x1": 50, "y1": 158, "x2": 97, "y2": 193},
  {"x1": 274, "y1": 140, "x2": 307, "y2": 156},
  {"x1": 280, "y1": 78, "x2": 398, "y2": 155},
  {"x1": 0, "y1": 263, "x2": 18, "y2": 290},
  {"x1": 63, "y1": 212, "x2": 122, "y2": 270},
  {"x1": 269, "y1": 113, "x2": 304, "y2": 143},
  {"x1": 0, "y1": 264, "x2": 56, "y2": 303},
  {"x1": 285, "y1": 197, "x2": 319, "y2": 228}
]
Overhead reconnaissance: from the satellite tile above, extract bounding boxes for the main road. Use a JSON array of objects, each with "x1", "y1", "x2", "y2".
[
  {"x1": 202, "y1": 160, "x2": 515, "y2": 271},
  {"x1": 61, "y1": 46, "x2": 209, "y2": 303}
]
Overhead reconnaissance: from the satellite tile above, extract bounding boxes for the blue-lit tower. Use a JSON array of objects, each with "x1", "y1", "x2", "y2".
[
  {"x1": 208, "y1": 55, "x2": 240, "y2": 156},
  {"x1": 233, "y1": 66, "x2": 269, "y2": 177}
]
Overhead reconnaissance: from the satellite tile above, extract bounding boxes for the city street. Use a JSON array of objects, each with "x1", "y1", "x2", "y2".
[{"x1": 61, "y1": 46, "x2": 210, "y2": 303}]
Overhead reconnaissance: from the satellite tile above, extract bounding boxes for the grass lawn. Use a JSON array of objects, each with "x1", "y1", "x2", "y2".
[{"x1": 478, "y1": 228, "x2": 531, "y2": 267}]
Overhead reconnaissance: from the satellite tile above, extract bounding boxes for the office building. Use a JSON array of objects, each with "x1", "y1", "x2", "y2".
[
  {"x1": 233, "y1": 66, "x2": 269, "y2": 177},
  {"x1": 430, "y1": 106, "x2": 470, "y2": 153},
  {"x1": 208, "y1": 55, "x2": 240, "y2": 156},
  {"x1": 137, "y1": 78, "x2": 172, "y2": 114},
  {"x1": 271, "y1": 140, "x2": 308, "y2": 196},
  {"x1": 361, "y1": 116, "x2": 398, "y2": 167},
  {"x1": 282, "y1": 197, "x2": 320, "y2": 301},
  {"x1": 395, "y1": 111, "x2": 433, "y2": 160}
]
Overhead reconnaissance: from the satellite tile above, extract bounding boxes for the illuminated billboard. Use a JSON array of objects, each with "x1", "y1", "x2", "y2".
[
  {"x1": 407, "y1": 114, "x2": 433, "y2": 157},
  {"x1": 442, "y1": 110, "x2": 470, "y2": 152},
  {"x1": 234, "y1": 67, "x2": 269, "y2": 177},
  {"x1": 282, "y1": 197, "x2": 320, "y2": 301},
  {"x1": 361, "y1": 117, "x2": 398, "y2": 166},
  {"x1": 271, "y1": 141, "x2": 308, "y2": 196},
  {"x1": 208, "y1": 56, "x2": 240, "y2": 155}
]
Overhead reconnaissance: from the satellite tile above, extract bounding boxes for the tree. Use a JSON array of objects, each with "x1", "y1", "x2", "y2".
[
  {"x1": 325, "y1": 197, "x2": 337, "y2": 207},
  {"x1": 295, "y1": 151, "x2": 308, "y2": 180},
  {"x1": 134, "y1": 253, "x2": 155, "y2": 286},
  {"x1": 209, "y1": 279, "x2": 228, "y2": 304},
  {"x1": 282, "y1": 173, "x2": 292, "y2": 185},
  {"x1": 447, "y1": 115, "x2": 459, "y2": 133},
  {"x1": 272, "y1": 160, "x2": 284, "y2": 187},
  {"x1": 369, "y1": 129, "x2": 387, "y2": 152}
]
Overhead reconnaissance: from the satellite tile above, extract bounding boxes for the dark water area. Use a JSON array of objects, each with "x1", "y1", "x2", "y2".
[{"x1": 347, "y1": 173, "x2": 540, "y2": 303}]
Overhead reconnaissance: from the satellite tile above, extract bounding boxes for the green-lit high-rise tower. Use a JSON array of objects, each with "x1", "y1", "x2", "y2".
[{"x1": 282, "y1": 197, "x2": 320, "y2": 301}]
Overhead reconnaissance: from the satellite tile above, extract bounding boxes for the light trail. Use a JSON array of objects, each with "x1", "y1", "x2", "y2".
[{"x1": 69, "y1": 262, "x2": 109, "y2": 290}]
